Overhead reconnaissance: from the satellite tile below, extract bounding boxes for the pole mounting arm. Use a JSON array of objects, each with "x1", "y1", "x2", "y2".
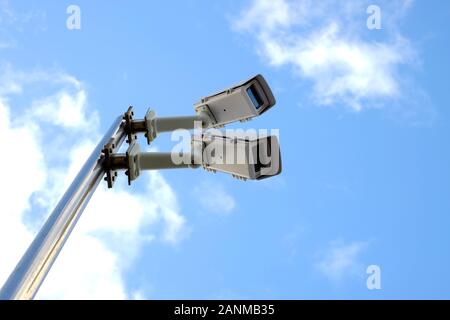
[
  {"x1": 102, "y1": 106, "x2": 213, "y2": 188},
  {"x1": 124, "y1": 106, "x2": 214, "y2": 145},
  {"x1": 104, "y1": 141, "x2": 196, "y2": 188}
]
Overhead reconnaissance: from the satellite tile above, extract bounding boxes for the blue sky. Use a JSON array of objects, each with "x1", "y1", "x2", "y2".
[{"x1": 0, "y1": 0, "x2": 450, "y2": 299}]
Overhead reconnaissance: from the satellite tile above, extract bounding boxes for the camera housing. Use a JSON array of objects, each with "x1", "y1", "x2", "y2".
[
  {"x1": 194, "y1": 132, "x2": 282, "y2": 180},
  {"x1": 194, "y1": 74, "x2": 276, "y2": 128}
]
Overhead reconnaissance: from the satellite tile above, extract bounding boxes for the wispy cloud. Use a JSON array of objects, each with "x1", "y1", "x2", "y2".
[
  {"x1": 233, "y1": 0, "x2": 429, "y2": 117},
  {"x1": 193, "y1": 181, "x2": 236, "y2": 215},
  {"x1": 0, "y1": 0, "x2": 46, "y2": 49},
  {"x1": 0, "y1": 65, "x2": 186, "y2": 299},
  {"x1": 316, "y1": 240, "x2": 368, "y2": 283}
]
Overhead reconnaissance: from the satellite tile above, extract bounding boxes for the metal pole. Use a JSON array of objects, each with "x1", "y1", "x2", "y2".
[{"x1": 0, "y1": 115, "x2": 127, "y2": 300}]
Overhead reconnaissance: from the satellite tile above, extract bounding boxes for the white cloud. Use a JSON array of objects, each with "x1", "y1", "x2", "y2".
[
  {"x1": 194, "y1": 181, "x2": 236, "y2": 215},
  {"x1": 316, "y1": 240, "x2": 368, "y2": 282},
  {"x1": 0, "y1": 99, "x2": 44, "y2": 287},
  {"x1": 147, "y1": 171, "x2": 187, "y2": 244},
  {"x1": 234, "y1": 0, "x2": 418, "y2": 111},
  {"x1": 0, "y1": 65, "x2": 186, "y2": 299},
  {"x1": 131, "y1": 290, "x2": 146, "y2": 300},
  {"x1": 37, "y1": 232, "x2": 128, "y2": 300},
  {"x1": 31, "y1": 90, "x2": 96, "y2": 129}
]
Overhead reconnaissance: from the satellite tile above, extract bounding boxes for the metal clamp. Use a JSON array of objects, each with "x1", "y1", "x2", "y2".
[
  {"x1": 144, "y1": 109, "x2": 157, "y2": 144},
  {"x1": 125, "y1": 141, "x2": 141, "y2": 185},
  {"x1": 102, "y1": 138, "x2": 120, "y2": 188}
]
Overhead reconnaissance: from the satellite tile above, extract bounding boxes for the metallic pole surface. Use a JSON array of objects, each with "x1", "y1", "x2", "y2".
[{"x1": 0, "y1": 116, "x2": 127, "y2": 300}]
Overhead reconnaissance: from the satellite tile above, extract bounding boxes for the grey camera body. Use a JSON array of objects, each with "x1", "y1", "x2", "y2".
[
  {"x1": 194, "y1": 132, "x2": 282, "y2": 180},
  {"x1": 194, "y1": 74, "x2": 276, "y2": 128}
]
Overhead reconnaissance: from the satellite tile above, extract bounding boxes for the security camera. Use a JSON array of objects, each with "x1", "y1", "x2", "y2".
[
  {"x1": 112, "y1": 130, "x2": 281, "y2": 183},
  {"x1": 193, "y1": 132, "x2": 282, "y2": 180},
  {"x1": 194, "y1": 74, "x2": 276, "y2": 128}
]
